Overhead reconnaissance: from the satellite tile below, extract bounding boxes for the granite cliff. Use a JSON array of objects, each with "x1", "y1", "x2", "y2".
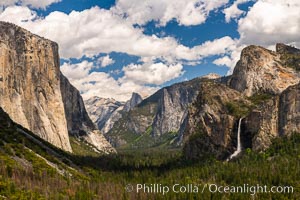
[
  {"x1": 229, "y1": 45, "x2": 299, "y2": 96},
  {"x1": 107, "y1": 75, "x2": 220, "y2": 148},
  {"x1": 0, "y1": 22, "x2": 114, "y2": 154},
  {"x1": 0, "y1": 22, "x2": 72, "y2": 152},
  {"x1": 184, "y1": 44, "x2": 300, "y2": 160},
  {"x1": 84, "y1": 92, "x2": 142, "y2": 134}
]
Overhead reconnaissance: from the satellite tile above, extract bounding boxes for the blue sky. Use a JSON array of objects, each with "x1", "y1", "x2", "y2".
[{"x1": 0, "y1": 0, "x2": 299, "y2": 101}]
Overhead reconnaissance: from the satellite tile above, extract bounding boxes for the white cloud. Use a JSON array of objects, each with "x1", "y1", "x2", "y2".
[
  {"x1": 0, "y1": 5, "x2": 243, "y2": 101},
  {"x1": 0, "y1": 6, "x2": 36, "y2": 21},
  {"x1": 0, "y1": 6, "x2": 181, "y2": 59},
  {"x1": 60, "y1": 60, "x2": 184, "y2": 100},
  {"x1": 192, "y1": 36, "x2": 238, "y2": 56},
  {"x1": 213, "y1": 45, "x2": 245, "y2": 74},
  {"x1": 97, "y1": 55, "x2": 115, "y2": 67},
  {"x1": 60, "y1": 61, "x2": 96, "y2": 80},
  {"x1": 122, "y1": 62, "x2": 184, "y2": 85},
  {"x1": 0, "y1": 6, "x2": 239, "y2": 64},
  {"x1": 216, "y1": 0, "x2": 300, "y2": 74},
  {"x1": 0, "y1": 4, "x2": 250, "y2": 100},
  {"x1": 213, "y1": 56, "x2": 232, "y2": 66},
  {"x1": 238, "y1": 0, "x2": 300, "y2": 48},
  {"x1": 0, "y1": 0, "x2": 61, "y2": 9},
  {"x1": 60, "y1": 61, "x2": 159, "y2": 101},
  {"x1": 223, "y1": 0, "x2": 251, "y2": 23},
  {"x1": 113, "y1": 0, "x2": 229, "y2": 26}
]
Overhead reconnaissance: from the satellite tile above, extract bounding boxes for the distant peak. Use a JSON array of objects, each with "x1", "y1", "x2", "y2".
[
  {"x1": 131, "y1": 92, "x2": 142, "y2": 99},
  {"x1": 123, "y1": 92, "x2": 143, "y2": 112},
  {"x1": 242, "y1": 45, "x2": 271, "y2": 54},
  {"x1": 276, "y1": 43, "x2": 300, "y2": 55}
]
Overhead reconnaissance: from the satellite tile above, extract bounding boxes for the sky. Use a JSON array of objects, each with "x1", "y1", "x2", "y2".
[{"x1": 0, "y1": 0, "x2": 300, "y2": 101}]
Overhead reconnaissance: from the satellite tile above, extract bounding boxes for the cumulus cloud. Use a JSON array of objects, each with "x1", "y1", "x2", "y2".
[
  {"x1": 223, "y1": 0, "x2": 251, "y2": 23},
  {"x1": 0, "y1": 3, "x2": 251, "y2": 100},
  {"x1": 78, "y1": 73, "x2": 159, "y2": 101},
  {"x1": 60, "y1": 61, "x2": 96, "y2": 80},
  {"x1": 60, "y1": 61, "x2": 159, "y2": 101},
  {"x1": 122, "y1": 62, "x2": 184, "y2": 85},
  {"x1": 97, "y1": 55, "x2": 115, "y2": 67},
  {"x1": 192, "y1": 36, "x2": 238, "y2": 57},
  {"x1": 0, "y1": 6, "x2": 182, "y2": 59},
  {"x1": 238, "y1": 0, "x2": 300, "y2": 48},
  {"x1": 0, "y1": 6, "x2": 239, "y2": 64},
  {"x1": 0, "y1": 5, "x2": 242, "y2": 100},
  {"x1": 0, "y1": 6, "x2": 36, "y2": 21},
  {"x1": 113, "y1": 0, "x2": 229, "y2": 26},
  {"x1": 0, "y1": 0, "x2": 61, "y2": 9},
  {"x1": 213, "y1": 45, "x2": 246, "y2": 74}
]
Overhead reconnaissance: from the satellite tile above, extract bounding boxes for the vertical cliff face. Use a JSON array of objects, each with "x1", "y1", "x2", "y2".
[
  {"x1": 151, "y1": 81, "x2": 200, "y2": 137},
  {"x1": 183, "y1": 81, "x2": 248, "y2": 160},
  {"x1": 60, "y1": 74, "x2": 116, "y2": 153},
  {"x1": 244, "y1": 97, "x2": 280, "y2": 151},
  {"x1": 123, "y1": 92, "x2": 143, "y2": 112},
  {"x1": 107, "y1": 77, "x2": 209, "y2": 148},
  {"x1": 84, "y1": 93, "x2": 143, "y2": 135},
  {"x1": 0, "y1": 22, "x2": 115, "y2": 154},
  {"x1": 84, "y1": 96, "x2": 124, "y2": 129},
  {"x1": 244, "y1": 83, "x2": 300, "y2": 152},
  {"x1": 232, "y1": 44, "x2": 300, "y2": 151},
  {"x1": 60, "y1": 74, "x2": 96, "y2": 135},
  {"x1": 184, "y1": 44, "x2": 300, "y2": 160},
  {"x1": 0, "y1": 22, "x2": 72, "y2": 152},
  {"x1": 229, "y1": 45, "x2": 300, "y2": 96},
  {"x1": 279, "y1": 83, "x2": 300, "y2": 136}
]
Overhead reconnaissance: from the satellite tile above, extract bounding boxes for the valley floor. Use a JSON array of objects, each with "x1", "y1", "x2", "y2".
[{"x1": 0, "y1": 132, "x2": 300, "y2": 199}]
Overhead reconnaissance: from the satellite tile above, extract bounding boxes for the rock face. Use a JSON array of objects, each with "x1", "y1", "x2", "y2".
[
  {"x1": 278, "y1": 83, "x2": 300, "y2": 136},
  {"x1": 183, "y1": 81, "x2": 249, "y2": 159},
  {"x1": 151, "y1": 80, "x2": 200, "y2": 137},
  {"x1": 0, "y1": 22, "x2": 72, "y2": 152},
  {"x1": 184, "y1": 44, "x2": 300, "y2": 160},
  {"x1": 107, "y1": 77, "x2": 203, "y2": 147},
  {"x1": 60, "y1": 74, "x2": 96, "y2": 135},
  {"x1": 244, "y1": 97, "x2": 280, "y2": 151},
  {"x1": 84, "y1": 93, "x2": 142, "y2": 134},
  {"x1": 123, "y1": 92, "x2": 143, "y2": 112},
  {"x1": 0, "y1": 22, "x2": 114, "y2": 154},
  {"x1": 60, "y1": 74, "x2": 116, "y2": 153},
  {"x1": 229, "y1": 45, "x2": 300, "y2": 96},
  {"x1": 244, "y1": 83, "x2": 300, "y2": 152},
  {"x1": 84, "y1": 96, "x2": 124, "y2": 128}
]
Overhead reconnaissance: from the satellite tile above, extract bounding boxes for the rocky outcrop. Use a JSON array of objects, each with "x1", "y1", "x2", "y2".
[
  {"x1": 60, "y1": 74, "x2": 116, "y2": 153},
  {"x1": 232, "y1": 44, "x2": 300, "y2": 152},
  {"x1": 0, "y1": 22, "x2": 114, "y2": 154},
  {"x1": 107, "y1": 77, "x2": 204, "y2": 147},
  {"x1": 151, "y1": 80, "x2": 200, "y2": 137},
  {"x1": 0, "y1": 22, "x2": 72, "y2": 152},
  {"x1": 184, "y1": 44, "x2": 300, "y2": 159},
  {"x1": 84, "y1": 93, "x2": 142, "y2": 134},
  {"x1": 60, "y1": 74, "x2": 96, "y2": 135},
  {"x1": 244, "y1": 82, "x2": 300, "y2": 152},
  {"x1": 278, "y1": 83, "x2": 300, "y2": 136},
  {"x1": 183, "y1": 81, "x2": 250, "y2": 159},
  {"x1": 276, "y1": 43, "x2": 300, "y2": 71},
  {"x1": 123, "y1": 92, "x2": 143, "y2": 112},
  {"x1": 244, "y1": 97, "x2": 279, "y2": 151},
  {"x1": 84, "y1": 96, "x2": 124, "y2": 127},
  {"x1": 229, "y1": 45, "x2": 300, "y2": 96}
]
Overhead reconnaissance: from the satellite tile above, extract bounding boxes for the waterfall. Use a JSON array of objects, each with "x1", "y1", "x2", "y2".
[{"x1": 227, "y1": 118, "x2": 243, "y2": 161}]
